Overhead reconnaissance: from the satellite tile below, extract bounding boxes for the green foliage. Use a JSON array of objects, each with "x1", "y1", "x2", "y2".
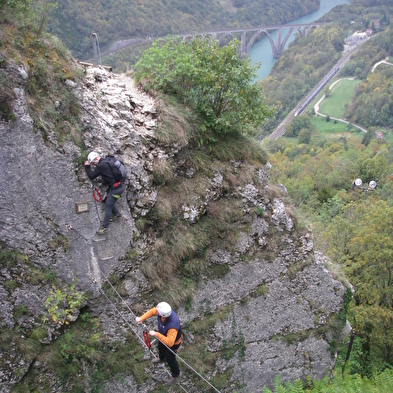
[
  {"x1": 30, "y1": 326, "x2": 47, "y2": 341},
  {"x1": 135, "y1": 37, "x2": 272, "y2": 138},
  {"x1": 43, "y1": 279, "x2": 85, "y2": 325},
  {"x1": 0, "y1": 7, "x2": 84, "y2": 146},
  {"x1": 0, "y1": 242, "x2": 28, "y2": 268},
  {"x1": 48, "y1": 234, "x2": 69, "y2": 252},
  {"x1": 260, "y1": 368, "x2": 393, "y2": 392},
  {"x1": 0, "y1": 0, "x2": 32, "y2": 12},
  {"x1": 14, "y1": 310, "x2": 147, "y2": 392},
  {"x1": 59, "y1": 330, "x2": 100, "y2": 364},
  {"x1": 34, "y1": 0, "x2": 57, "y2": 37},
  {"x1": 339, "y1": 201, "x2": 393, "y2": 371},
  {"x1": 43, "y1": 269, "x2": 58, "y2": 285},
  {"x1": 0, "y1": 67, "x2": 16, "y2": 121},
  {"x1": 347, "y1": 67, "x2": 393, "y2": 129},
  {"x1": 285, "y1": 115, "x2": 315, "y2": 138},
  {"x1": 256, "y1": 206, "x2": 265, "y2": 216},
  {"x1": 4, "y1": 279, "x2": 17, "y2": 292},
  {"x1": 261, "y1": 3, "x2": 393, "y2": 136},
  {"x1": 250, "y1": 283, "x2": 268, "y2": 297},
  {"x1": 317, "y1": 186, "x2": 336, "y2": 204},
  {"x1": 357, "y1": 154, "x2": 387, "y2": 184},
  {"x1": 1, "y1": 0, "x2": 56, "y2": 37},
  {"x1": 298, "y1": 127, "x2": 314, "y2": 144},
  {"x1": 210, "y1": 131, "x2": 269, "y2": 163},
  {"x1": 268, "y1": 83, "x2": 393, "y2": 374},
  {"x1": 13, "y1": 304, "x2": 28, "y2": 321},
  {"x1": 221, "y1": 312, "x2": 246, "y2": 362},
  {"x1": 339, "y1": 27, "x2": 393, "y2": 129}
]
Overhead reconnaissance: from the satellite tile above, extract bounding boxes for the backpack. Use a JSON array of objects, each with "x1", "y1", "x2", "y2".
[{"x1": 105, "y1": 157, "x2": 127, "y2": 182}]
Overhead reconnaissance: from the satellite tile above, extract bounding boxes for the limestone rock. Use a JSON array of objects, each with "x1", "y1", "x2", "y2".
[{"x1": 0, "y1": 63, "x2": 347, "y2": 393}]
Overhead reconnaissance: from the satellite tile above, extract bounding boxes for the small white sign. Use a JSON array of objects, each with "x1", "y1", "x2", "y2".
[{"x1": 75, "y1": 202, "x2": 89, "y2": 214}]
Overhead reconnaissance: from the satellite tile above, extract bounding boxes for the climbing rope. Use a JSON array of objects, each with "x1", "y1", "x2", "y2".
[
  {"x1": 93, "y1": 266, "x2": 222, "y2": 393},
  {"x1": 92, "y1": 185, "x2": 103, "y2": 203}
]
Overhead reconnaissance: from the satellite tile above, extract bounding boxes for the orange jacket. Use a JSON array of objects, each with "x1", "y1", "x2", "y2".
[{"x1": 139, "y1": 307, "x2": 182, "y2": 347}]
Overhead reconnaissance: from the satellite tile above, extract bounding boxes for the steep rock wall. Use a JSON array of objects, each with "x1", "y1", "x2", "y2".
[{"x1": 0, "y1": 64, "x2": 346, "y2": 393}]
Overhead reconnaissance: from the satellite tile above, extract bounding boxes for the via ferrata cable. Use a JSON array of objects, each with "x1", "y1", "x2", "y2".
[
  {"x1": 93, "y1": 281, "x2": 189, "y2": 393},
  {"x1": 94, "y1": 268, "x2": 222, "y2": 393}
]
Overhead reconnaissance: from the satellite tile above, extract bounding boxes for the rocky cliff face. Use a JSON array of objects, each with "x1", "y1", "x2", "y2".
[{"x1": 0, "y1": 63, "x2": 346, "y2": 393}]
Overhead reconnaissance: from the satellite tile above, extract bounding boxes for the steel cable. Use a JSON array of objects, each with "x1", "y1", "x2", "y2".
[{"x1": 94, "y1": 267, "x2": 222, "y2": 393}]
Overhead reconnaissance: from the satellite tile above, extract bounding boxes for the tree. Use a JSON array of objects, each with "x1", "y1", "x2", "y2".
[
  {"x1": 0, "y1": 0, "x2": 32, "y2": 11},
  {"x1": 344, "y1": 201, "x2": 393, "y2": 372},
  {"x1": 35, "y1": 0, "x2": 57, "y2": 37},
  {"x1": 134, "y1": 37, "x2": 273, "y2": 137},
  {"x1": 298, "y1": 127, "x2": 313, "y2": 144},
  {"x1": 332, "y1": 35, "x2": 344, "y2": 52},
  {"x1": 285, "y1": 114, "x2": 313, "y2": 137},
  {"x1": 357, "y1": 155, "x2": 387, "y2": 183},
  {"x1": 361, "y1": 131, "x2": 373, "y2": 147}
]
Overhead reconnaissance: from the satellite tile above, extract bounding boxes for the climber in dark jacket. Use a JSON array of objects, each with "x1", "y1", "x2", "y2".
[
  {"x1": 84, "y1": 151, "x2": 125, "y2": 235},
  {"x1": 136, "y1": 302, "x2": 182, "y2": 386}
]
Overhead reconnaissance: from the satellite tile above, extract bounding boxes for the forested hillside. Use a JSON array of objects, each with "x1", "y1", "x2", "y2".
[
  {"x1": 48, "y1": 0, "x2": 320, "y2": 60},
  {"x1": 260, "y1": 0, "x2": 393, "y2": 135},
  {"x1": 2, "y1": 0, "x2": 393, "y2": 392},
  {"x1": 264, "y1": 0, "x2": 393, "y2": 384},
  {"x1": 267, "y1": 114, "x2": 393, "y2": 385},
  {"x1": 341, "y1": 29, "x2": 393, "y2": 127}
]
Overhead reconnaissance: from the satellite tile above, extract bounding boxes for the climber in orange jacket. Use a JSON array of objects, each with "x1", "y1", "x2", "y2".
[{"x1": 136, "y1": 302, "x2": 182, "y2": 385}]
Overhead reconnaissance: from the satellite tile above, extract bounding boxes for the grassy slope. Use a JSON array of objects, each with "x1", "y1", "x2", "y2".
[
  {"x1": 319, "y1": 79, "x2": 362, "y2": 119},
  {"x1": 311, "y1": 116, "x2": 359, "y2": 135}
]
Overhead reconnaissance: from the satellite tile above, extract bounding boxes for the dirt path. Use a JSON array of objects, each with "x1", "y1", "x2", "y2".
[{"x1": 371, "y1": 57, "x2": 393, "y2": 72}]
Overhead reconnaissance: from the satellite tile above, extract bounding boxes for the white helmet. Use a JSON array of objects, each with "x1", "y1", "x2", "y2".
[
  {"x1": 156, "y1": 302, "x2": 171, "y2": 318},
  {"x1": 87, "y1": 151, "x2": 99, "y2": 163}
]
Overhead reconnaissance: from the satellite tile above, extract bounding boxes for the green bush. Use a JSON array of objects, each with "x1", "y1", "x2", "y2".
[{"x1": 135, "y1": 37, "x2": 273, "y2": 138}]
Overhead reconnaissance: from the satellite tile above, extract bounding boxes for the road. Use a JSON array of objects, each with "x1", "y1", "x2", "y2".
[{"x1": 267, "y1": 38, "x2": 371, "y2": 141}]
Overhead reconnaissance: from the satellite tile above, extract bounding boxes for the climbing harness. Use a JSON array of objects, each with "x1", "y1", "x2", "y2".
[
  {"x1": 92, "y1": 266, "x2": 223, "y2": 393},
  {"x1": 143, "y1": 331, "x2": 152, "y2": 349}
]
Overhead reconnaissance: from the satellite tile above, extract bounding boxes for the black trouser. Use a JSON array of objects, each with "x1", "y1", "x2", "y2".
[
  {"x1": 158, "y1": 341, "x2": 181, "y2": 377},
  {"x1": 102, "y1": 183, "x2": 125, "y2": 228}
]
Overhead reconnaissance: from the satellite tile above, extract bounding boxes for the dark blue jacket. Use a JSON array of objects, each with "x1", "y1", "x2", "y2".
[{"x1": 157, "y1": 311, "x2": 182, "y2": 343}]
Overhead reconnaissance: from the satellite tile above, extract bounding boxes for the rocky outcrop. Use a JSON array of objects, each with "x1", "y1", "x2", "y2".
[{"x1": 0, "y1": 64, "x2": 346, "y2": 393}]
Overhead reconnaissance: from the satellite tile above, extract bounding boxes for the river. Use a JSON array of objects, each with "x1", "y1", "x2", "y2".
[{"x1": 249, "y1": 0, "x2": 350, "y2": 80}]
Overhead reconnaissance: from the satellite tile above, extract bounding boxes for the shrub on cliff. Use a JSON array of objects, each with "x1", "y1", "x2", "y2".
[{"x1": 134, "y1": 37, "x2": 273, "y2": 138}]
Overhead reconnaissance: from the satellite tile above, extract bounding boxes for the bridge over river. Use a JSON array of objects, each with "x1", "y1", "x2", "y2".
[
  {"x1": 98, "y1": 22, "x2": 325, "y2": 60},
  {"x1": 181, "y1": 23, "x2": 325, "y2": 58}
]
